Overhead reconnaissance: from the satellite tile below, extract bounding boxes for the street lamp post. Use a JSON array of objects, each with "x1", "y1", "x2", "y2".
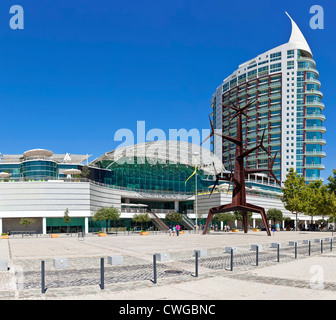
[
  {"x1": 195, "y1": 167, "x2": 198, "y2": 233},
  {"x1": 192, "y1": 152, "x2": 199, "y2": 233}
]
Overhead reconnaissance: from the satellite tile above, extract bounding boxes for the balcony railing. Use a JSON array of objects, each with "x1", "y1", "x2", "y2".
[
  {"x1": 304, "y1": 164, "x2": 325, "y2": 169},
  {"x1": 304, "y1": 101, "x2": 325, "y2": 109},
  {"x1": 305, "y1": 126, "x2": 326, "y2": 133},
  {"x1": 269, "y1": 116, "x2": 281, "y2": 122},
  {"x1": 304, "y1": 151, "x2": 326, "y2": 157},
  {"x1": 305, "y1": 176, "x2": 324, "y2": 182},
  {"x1": 304, "y1": 113, "x2": 326, "y2": 121},
  {"x1": 305, "y1": 89, "x2": 323, "y2": 98},
  {"x1": 298, "y1": 66, "x2": 319, "y2": 76},
  {"x1": 298, "y1": 56, "x2": 316, "y2": 67},
  {"x1": 0, "y1": 176, "x2": 195, "y2": 197},
  {"x1": 304, "y1": 139, "x2": 326, "y2": 145},
  {"x1": 270, "y1": 81, "x2": 281, "y2": 88},
  {"x1": 305, "y1": 78, "x2": 321, "y2": 87}
]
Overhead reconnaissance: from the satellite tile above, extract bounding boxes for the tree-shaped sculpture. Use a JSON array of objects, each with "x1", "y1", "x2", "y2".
[{"x1": 201, "y1": 100, "x2": 281, "y2": 236}]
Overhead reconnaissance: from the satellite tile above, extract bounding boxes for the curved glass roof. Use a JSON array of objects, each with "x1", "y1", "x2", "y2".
[{"x1": 89, "y1": 140, "x2": 225, "y2": 176}]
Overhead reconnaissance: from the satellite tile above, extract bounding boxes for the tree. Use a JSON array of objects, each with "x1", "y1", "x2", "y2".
[
  {"x1": 317, "y1": 184, "x2": 334, "y2": 219},
  {"x1": 301, "y1": 180, "x2": 323, "y2": 226},
  {"x1": 80, "y1": 166, "x2": 91, "y2": 179},
  {"x1": 20, "y1": 218, "x2": 35, "y2": 232},
  {"x1": 215, "y1": 213, "x2": 236, "y2": 224},
  {"x1": 93, "y1": 206, "x2": 120, "y2": 233},
  {"x1": 63, "y1": 208, "x2": 71, "y2": 234},
  {"x1": 316, "y1": 185, "x2": 336, "y2": 230},
  {"x1": 165, "y1": 212, "x2": 182, "y2": 224},
  {"x1": 328, "y1": 193, "x2": 336, "y2": 223},
  {"x1": 73, "y1": 166, "x2": 91, "y2": 179},
  {"x1": 281, "y1": 168, "x2": 306, "y2": 230},
  {"x1": 132, "y1": 213, "x2": 151, "y2": 231},
  {"x1": 327, "y1": 169, "x2": 336, "y2": 194},
  {"x1": 266, "y1": 208, "x2": 283, "y2": 226},
  {"x1": 233, "y1": 211, "x2": 253, "y2": 229}
]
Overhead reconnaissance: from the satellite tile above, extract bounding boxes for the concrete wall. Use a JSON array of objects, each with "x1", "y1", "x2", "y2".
[
  {"x1": 90, "y1": 183, "x2": 121, "y2": 212},
  {"x1": 0, "y1": 181, "x2": 121, "y2": 220},
  {"x1": 0, "y1": 181, "x2": 91, "y2": 218}
]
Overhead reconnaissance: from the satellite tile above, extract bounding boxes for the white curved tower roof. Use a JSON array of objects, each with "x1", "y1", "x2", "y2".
[
  {"x1": 286, "y1": 12, "x2": 312, "y2": 57},
  {"x1": 227, "y1": 12, "x2": 313, "y2": 78},
  {"x1": 90, "y1": 140, "x2": 225, "y2": 176}
]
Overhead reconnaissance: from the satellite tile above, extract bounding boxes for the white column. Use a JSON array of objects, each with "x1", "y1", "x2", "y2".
[
  {"x1": 85, "y1": 217, "x2": 89, "y2": 234},
  {"x1": 174, "y1": 201, "x2": 179, "y2": 212},
  {"x1": 234, "y1": 220, "x2": 237, "y2": 228},
  {"x1": 0, "y1": 218, "x2": 2, "y2": 234},
  {"x1": 220, "y1": 221, "x2": 224, "y2": 231},
  {"x1": 282, "y1": 220, "x2": 285, "y2": 229},
  {"x1": 42, "y1": 218, "x2": 47, "y2": 235},
  {"x1": 253, "y1": 219, "x2": 256, "y2": 228}
]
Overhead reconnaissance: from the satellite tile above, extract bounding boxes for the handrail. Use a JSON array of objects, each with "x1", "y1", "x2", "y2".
[
  {"x1": 150, "y1": 212, "x2": 169, "y2": 230},
  {"x1": 0, "y1": 176, "x2": 195, "y2": 197}
]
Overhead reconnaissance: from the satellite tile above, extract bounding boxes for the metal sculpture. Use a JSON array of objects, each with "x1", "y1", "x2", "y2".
[{"x1": 201, "y1": 100, "x2": 281, "y2": 236}]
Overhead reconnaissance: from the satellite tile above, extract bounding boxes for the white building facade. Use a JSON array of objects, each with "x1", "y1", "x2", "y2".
[{"x1": 211, "y1": 13, "x2": 326, "y2": 184}]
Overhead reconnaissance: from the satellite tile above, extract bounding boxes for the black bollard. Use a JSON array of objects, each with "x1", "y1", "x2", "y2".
[
  {"x1": 230, "y1": 248, "x2": 233, "y2": 271},
  {"x1": 153, "y1": 254, "x2": 157, "y2": 284},
  {"x1": 41, "y1": 260, "x2": 46, "y2": 294},
  {"x1": 195, "y1": 251, "x2": 199, "y2": 277},
  {"x1": 277, "y1": 244, "x2": 280, "y2": 262},
  {"x1": 256, "y1": 246, "x2": 259, "y2": 266},
  {"x1": 100, "y1": 258, "x2": 104, "y2": 290}
]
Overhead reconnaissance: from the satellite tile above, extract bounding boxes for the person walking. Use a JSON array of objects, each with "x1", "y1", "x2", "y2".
[
  {"x1": 169, "y1": 224, "x2": 173, "y2": 236},
  {"x1": 176, "y1": 224, "x2": 180, "y2": 236},
  {"x1": 172, "y1": 225, "x2": 176, "y2": 236}
]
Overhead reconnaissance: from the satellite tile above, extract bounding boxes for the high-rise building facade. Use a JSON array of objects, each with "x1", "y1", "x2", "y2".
[{"x1": 211, "y1": 13, "x2": 325, "y2": 184}]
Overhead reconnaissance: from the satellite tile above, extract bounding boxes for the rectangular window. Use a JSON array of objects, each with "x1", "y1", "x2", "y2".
[
  {"x1": 270, "y1": 52, "x2": 282, "y2": 62},
  {"x1": 247, "y1": 63, "x2": 257, "y2": 70},
  {"x1": 270, "y1": 63, "x2": 281, "y2": 73},
  {"x1": 248, "y1": 69, "x2": 257, "y2": 78},
  {"x1": 230, "y1": 78, "x2": 237, "y2": 88},
  {"x1": 287, "y1": 61, "x2": 294, "y2": 70},
  {"x1": 258, "y1": 66, "x2": 269, "y2": 74},
  {"x1": 238, "y1": 73, "x2": 246, "y2": 83},
  {"x1": 287, "y1": 50, "x2": 295, "y2": 59},
  {"x1": 258, "y1": 60, "x2": 269, "y2": 66},
  {"x1": 223, "y1": 83, "x2": 229, "y2": 92}
]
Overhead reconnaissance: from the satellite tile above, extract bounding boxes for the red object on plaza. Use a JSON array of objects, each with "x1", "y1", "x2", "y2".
[{"x1": 201, "y1": 100, "x2": 281, "y2": 236}]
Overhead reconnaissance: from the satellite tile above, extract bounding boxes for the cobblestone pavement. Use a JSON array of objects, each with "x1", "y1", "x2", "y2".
[
  {"x1": 20, "y1": 262, "x2": 193, "y2": 290},
  {"x1": 9, "y1": 243, "x2": 334, "y2": 295},
  {"x1": 0, "y1": 233, "x2": 335, "y2": 299}
]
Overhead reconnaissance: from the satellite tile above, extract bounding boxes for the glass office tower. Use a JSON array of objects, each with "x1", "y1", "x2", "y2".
[{"x1": 211, "y1": 13, "x2": 326, "y2": 184}]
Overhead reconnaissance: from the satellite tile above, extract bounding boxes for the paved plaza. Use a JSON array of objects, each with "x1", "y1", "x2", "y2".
[{"x1": 1, "y1": 230, "x2": 336, "y2": 300}]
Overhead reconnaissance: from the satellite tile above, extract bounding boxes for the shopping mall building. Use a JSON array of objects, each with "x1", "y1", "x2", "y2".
[{"x1": 0, "y1": 140, "x2": 316, "y2": 235}]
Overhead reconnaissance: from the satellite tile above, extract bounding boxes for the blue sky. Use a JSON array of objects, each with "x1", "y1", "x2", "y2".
[{"x1": 0, "y1": 0, "x2": 335, "y2": 181}]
